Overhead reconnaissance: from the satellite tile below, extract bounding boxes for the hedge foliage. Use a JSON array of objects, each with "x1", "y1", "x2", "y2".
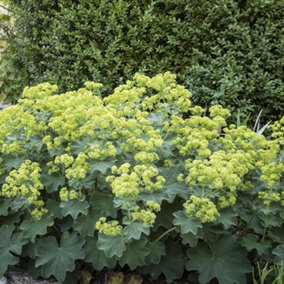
[{"x1": 0, "y1": 0, "x2": 284, "y2": 122}]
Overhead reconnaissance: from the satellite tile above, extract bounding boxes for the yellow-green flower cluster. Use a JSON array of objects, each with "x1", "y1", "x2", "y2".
[
  {"x1": 209, "y1": 105, "x2": 231, "y2": 119},
  {"x1": 46, "y1": 153, "x2": 75, "y2": 175},
  {"x1": 104, "y1": 72, "x2": 192, "y2": 118},
  {"x1": 185, "y1": 149, "x2": 253, "y2": 190},
  {"x1": 84, "y1": 81, "x2": 103, "y2": 91},
  {"x1": 183, "y1": 195, "x2": 220, "y2": 223},
  {"x1": 269, "y1": 116, "x2": 284, "y2": 146},
  {"x1": 131, "y1": 205, "x2": 158, "y2": 226},
  {"x1": 219, "y1": 125, "x2": 283, "y2": 206},
  {"x1": 257, "y1": 161, "x2": 284, "y2": 188},
  {"x1": 134, "y1": 151, "x2": 159, "y2": 164},
  {"x1": 177, "y1": 173, "x2": 184, "y2": 182},
  {"x1": 95, "y1": 217, "x2": 122, "y2": 235},
  {"x1": 106, "y1": 164, "x2": 165, "y2": 198},
  {"x1": 1, "y1": 160, "x2": 46, "y2": 220},
  {"x1": 218, "y1": 191, "x2": 237, "y2": 209},
  {"x1": 140, "y1": 166, "x2": 165, "y2": 192},
  {"x1": 171, "y1": 115, "x2": 221, "y2": 158},
  {"x1": 146, "y1": 200, "x2": 161, "y2": 212},
  {"x1": 59, "y1": 187, "x2": 79, "y2": 201},
  {"x1": 19, "y1": 83, "x2": 108, "y2": 152},
  {"x1": 258, "y1": 190, "x2": 281, "y2": 206},
  {"x1": 55, "y1": 154, "x2": 74, "y2": 167},
  {"x1": 65, "y1": 153, "x2": 89, "y2": 180},
  {"x1": 22, "y1": 82, "x2": 58, "y2": 100},
  {"x1": 46, "y1": 161, "x2": 60, "y2": 174},
  {"x1": 86, "y1": 142, "x2": 116, "y2": 159},
  {"x1": 107, "y1": 164, "x2": 140, "y2": 198},
  {"x1": 0, "y1": 106, "x2": 45, "y2": 155}
]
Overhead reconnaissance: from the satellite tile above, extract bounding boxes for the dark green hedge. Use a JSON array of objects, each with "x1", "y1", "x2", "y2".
[{"x1": 1, "y1": 0, "x2": 283, "y2": 122}]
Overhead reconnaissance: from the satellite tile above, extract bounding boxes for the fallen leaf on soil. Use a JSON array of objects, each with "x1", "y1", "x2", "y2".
[
  {"x1": 106, "y1": 271, "x2": 124, "y2": 284},
  {"x1": 127, "y1": 274, "x2": 143, "y2": 284}
]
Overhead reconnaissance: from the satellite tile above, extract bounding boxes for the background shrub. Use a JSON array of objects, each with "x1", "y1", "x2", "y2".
[{"x1": 1, "y1": 0, "x2": 283, "y2": 122}]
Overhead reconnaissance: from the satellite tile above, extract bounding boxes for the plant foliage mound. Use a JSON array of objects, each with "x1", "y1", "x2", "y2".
[
  {"x1": 1, "y1": 0, "x2": 284, "y2": 123},
  {"x1": 0, "y1": 73, "x2": 283, "y2": 283}
]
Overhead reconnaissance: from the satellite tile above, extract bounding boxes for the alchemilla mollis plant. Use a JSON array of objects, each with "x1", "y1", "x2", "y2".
[{"x1": 0, "y1": 72, "x2": 283, "y2": 283}]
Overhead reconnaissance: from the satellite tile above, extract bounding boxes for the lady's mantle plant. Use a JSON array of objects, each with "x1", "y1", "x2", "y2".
[{"x1": 0, "y1": 72, "x2": 283, "y2": 283}]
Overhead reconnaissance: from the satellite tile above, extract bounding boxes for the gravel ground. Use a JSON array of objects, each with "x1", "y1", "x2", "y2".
[{"x1": 1, "y1": 267, "x2": 61, "y2": 284}]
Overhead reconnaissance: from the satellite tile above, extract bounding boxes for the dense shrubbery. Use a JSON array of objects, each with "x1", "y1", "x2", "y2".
[
  {"x1": 1, "y1": 0, "x2": 283, "y2": 123},
  {"x1": 0, "y1": 73, "x2": 283, "y2": 283}
]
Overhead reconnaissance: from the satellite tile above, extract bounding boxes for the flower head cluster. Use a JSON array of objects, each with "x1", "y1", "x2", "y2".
[
  {"x1": 257, "y1": 161, "x2": 284, "y2": 188},
  {"x1": 106, "y1": 163, "x2": 165, "y2": 198},
  {"x1": 131, "y1": 205, "x2": 158, "y2": 226},
  {"x1": 55, "y1": 154, "x2": 74, "y2": 167},
  {"x1": 65, "y1": 153, "x2": 89, "y2": 180},
  {"x1": 1, "y1": 160, "x2": 46, "y2": 220},
  {"x1": 87, "y1": 142, "x2": 117, "y2": 159},
  {"x1": 185, "y1": 150, "x2": 253, "y2": 190},
  {"x1": 171, "y1": 115, "x2": 220, "y2": 158},
  {"x1": 183, "y1": 195, "x2": 220, "y2": 223},
  {"x1": 0, "y1": 106, "x2": 45, "y2": 155},
  {"x1": 59, "y1": 187, "x2": 79, "y2": 201},
  {"x1": 107, "y1": 164, "x2": 140, "y2": 198},
  {"x1": 95, "y1": 217, "x2": 122, "y2": 235},
  {"x1": 269, "y1": 116, "x2": 284, "y2": 146},
  {"x1": 258, "y1": 191, "x2": 281, "y2": 206}
]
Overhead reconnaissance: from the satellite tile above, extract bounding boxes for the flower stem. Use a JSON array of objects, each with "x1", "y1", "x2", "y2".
[
  {"x1": 154, "y1": 226, "x2": 177, "y2": 243},
  {"x1": 27, "y1": 207, "x2": 36, "y2": 221}
]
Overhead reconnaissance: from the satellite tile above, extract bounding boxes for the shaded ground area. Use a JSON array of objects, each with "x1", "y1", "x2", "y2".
[{"x1": 1, "y1": 265, "x2": 195, "y2": 284}]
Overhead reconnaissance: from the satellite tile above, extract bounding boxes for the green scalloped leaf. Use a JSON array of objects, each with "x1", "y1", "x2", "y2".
[
  {"x1": 41, "y1": 170, "x2": 65, "y2": 193},
  {"x1": 215, "y1": 207, "x2": 238, "y2": 229},
  {"x1": 155, "y1": 200, "x2": 182, "y2": 229},
  {"x1": 138, "y1": 167, "x2": 189, "y2": 204},
  {"x1": 89, "y1": 156, "x2": 117, "y2": 174},
  {"x1": 187, "y1": 235, "x2": 251, "y2": 284},
  {"x1": 27, "y1": 135, "x2": 43, "y2": 151},
  {"x1": 0, "y1": 199, "x2": 10, "y2": 216},
  {"x1": 142, "y1": 240, "x2": 185, "y2": 283},
  {"x1": 202, "y1": 223, "x2": 228, "y2": 243},
  {"x1": 70, "y1": 137, "x2": 89, "y2": 155},
  {"x1": 159, "y1": 132, "x2": 178, "y2": 159},
  {"x1": 268, "y1": 225, "x2": 284, "y2": 244},
  {"x1": 173, "y1": 210, "x2": 202, "y2": 235},
  {"x1": 2, "y1": 154, "x2": 26, "y2": 171},
  {"x1": 181, "y1": 231, "x2": 199, "y2": 247},
  {"x1": 138, "y1": 190, "x2": 168, "y2": 204},
  {"x1": 0, "y1": 211, "x2": 24, "y2": 226},
  {"x1": 272, "y1": 245, "x2": 284, "y2": 265},
  {"x1": 35, "y1": 232, "x2": 85, "y2": 282},
  {"x1": 241, "y1": 234, "x2": 271, "y2": 256},
  {"x1": 60, "y1": 199, "x2": 90, "y2": 219},
  {"x1": 45, "y1": 199, "x2": 62, "y2": 219},
  {"x1": 144, "y1": 241, "x2": 166, "y2": 265},
  {"x1": 122, "y1": 221, "x2": 150, "y2": 240},
  {"x1": 20, "y1": 214, "x2": 54, "y2": 243},
  {"x1": 90, "y1": 191, "x2": 117, "y2": 218},
  {"x1": 97, "y1": 233, "x2": 126, "y2": 258},
  {"x1": 159, "y1": 167, "x2": 189, "y2": 202},
  {"x1": 84, "y1": 237, "x2": 117, "y2": 270},
  {"x1": 10, "y1": 197, "x2": 29, "y2": 211},
  {"x1": 0, "y1": 225, "x2": 28, "y2": 274},
  {"x1": 74, "y1": 208, "x2": 101, "y2": 237},
  {"x1": 119, "y1": 238, "x2": 150, "y2": 269}
]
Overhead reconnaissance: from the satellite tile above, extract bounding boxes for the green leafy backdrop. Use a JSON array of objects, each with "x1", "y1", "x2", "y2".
[{"x1": 1, "y1": 0, "x2": 283, "y2": 123}]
